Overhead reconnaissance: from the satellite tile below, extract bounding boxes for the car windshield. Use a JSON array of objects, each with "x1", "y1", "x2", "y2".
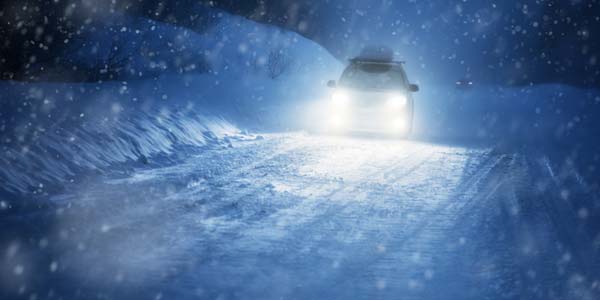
[{"x1": 339, "y1": 63, "x2": 406, "y2": 90}]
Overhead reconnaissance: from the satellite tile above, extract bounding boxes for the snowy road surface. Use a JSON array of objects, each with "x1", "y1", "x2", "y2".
[{"x1": 2, "y1": 133, "x2": 598, "y2": 300}]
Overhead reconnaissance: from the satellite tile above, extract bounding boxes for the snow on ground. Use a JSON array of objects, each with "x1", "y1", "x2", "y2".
[
  {"x1": 3, "y1": 5, "x2": 598, "y2": 203},
  {"x1": 1, "y1": 134, "x2": 598, "y2": 300},
  {"x1": 1, "y1": 5, "x2": 600, "y2": 300},
  {"x1": 413, "y1": 83, "x2": 600, "y2": 190},
  {"x1": 414, "y1": 83, "x2": 600, "y2": 143},
  {"x1": 0, "y1": 8, "x2": 341, "y2": 202}
]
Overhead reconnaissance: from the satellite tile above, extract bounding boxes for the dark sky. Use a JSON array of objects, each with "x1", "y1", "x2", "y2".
[
  {"x1": 214, "y1": 0, "x2": 600, "y2": 87},
  {"x1": 1, "y1": 0, "x2": 599, "y2": 86}
]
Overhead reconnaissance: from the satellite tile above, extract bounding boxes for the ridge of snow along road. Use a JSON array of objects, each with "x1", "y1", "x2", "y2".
[
  {"x1": 0, "y1": 8, "x2": 341, "y2": 203},
  {"x1": 1, "y1": 6, "x2": 599, "y2": 211}
]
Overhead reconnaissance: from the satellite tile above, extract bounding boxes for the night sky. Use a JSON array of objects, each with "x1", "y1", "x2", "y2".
[{"x1": 1, "y1": 0, "x2": 599, "y2": 86}]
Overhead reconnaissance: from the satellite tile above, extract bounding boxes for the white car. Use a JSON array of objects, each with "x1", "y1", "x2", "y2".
[{"x1": 326, "y1": 58, "x2": 419, "y2": 137}]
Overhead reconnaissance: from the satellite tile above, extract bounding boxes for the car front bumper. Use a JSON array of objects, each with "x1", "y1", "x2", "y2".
[{"x1": 328, "y1": 109, "x2": 411, "y2": 135}]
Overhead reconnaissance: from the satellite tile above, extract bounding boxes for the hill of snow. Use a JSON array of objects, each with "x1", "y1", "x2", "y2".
[{"x1": 0, "y1": 8, "x2": 342, "y2": 205}]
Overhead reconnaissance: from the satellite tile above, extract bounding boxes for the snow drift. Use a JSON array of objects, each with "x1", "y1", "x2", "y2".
[
  {"x1": 415, "y1": 83, "x2": 600, "y2": 144},
  {"x1": 0, "y1": 8, "x2": 341, "y2": 204},
  {"x1": 1, "y1": 6, "x2": 599, "y2": 206},
  {"x1": 413, "y1": 82, "x2": 600, "y2": 188}
]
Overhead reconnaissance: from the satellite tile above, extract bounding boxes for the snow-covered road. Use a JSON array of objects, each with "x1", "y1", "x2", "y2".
[{"x1": 2, "y1": 133, "x2": 598, "y2": 300}]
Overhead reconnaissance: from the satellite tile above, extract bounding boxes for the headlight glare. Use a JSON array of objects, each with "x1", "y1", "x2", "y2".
[
  {"x1": 391, "y1": 118, "x2": 406, "y2": 131},
  {"x1": 330, "y1": 115, "x2": 345, "y2": 128},
  {"x1": 331, "y1": 90, "x2": 350, "y2": 107},
  {"x1": 386, "y1": 94, "x2": 407, "y2": 110}
]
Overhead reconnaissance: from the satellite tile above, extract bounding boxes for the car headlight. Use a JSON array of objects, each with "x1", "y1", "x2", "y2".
[
  {"x1": 386, "y1": 94, "x2": 407, "y2": 110},
  {"x1": 331, "y1": 90, "x2": 350, "y2": 107},
  {"x1": 391, "y1": 117, "x2": 407, "y2": 131},
  {"x1": 330, "y1": 114, "x2": 345, "y2": 128}
]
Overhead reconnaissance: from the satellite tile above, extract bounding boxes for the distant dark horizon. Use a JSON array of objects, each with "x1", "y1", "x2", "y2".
[{"x1": 1, "y1": 0, "x2": 599, "y2": 87}]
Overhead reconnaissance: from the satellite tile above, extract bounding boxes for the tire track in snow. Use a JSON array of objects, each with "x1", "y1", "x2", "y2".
[
  {"x1": 487, "y1": 154, "x2": 562, "y2": 299},
  {"x1": 283, "y1": 145, "x2": 443, "y2": 236},
  {"x1": 224, "y1": 138, "x2": 435, "y2": 246},
  {"x1": 197, "y1": 136, "x2": 432, "y2": 218},
  {"x1": 154, "y1": 134, "x2": 375, "y2": 223},
  {"x1": 529, "y1": 156, "x2": 598, "y2": 284},
  {"x1": 94, "y1": 136, "x2": 428, "y2": 262},
  {"x1": 43, "y1": 134, "x2": 317, "y2": 284},
  {"x1": 146, "y1": 136, "x2": 440, "y2": 292},
  {"x1": 389, "y1": 153, "x2": 507, "y2": 243},
  {"x1": 317, "y1": 151, "x2": 507, "y2": 295},
  {"x1": 156, "y1": 137, "x2": 449, "y2": 298},
  {"x1": 74, "y1": 134, "x2": 310, "y2": 231},
  {"x1": 105, "y1": 133, "x2": 303, "y2": 186},
  {"x1": 200, "y1": 144, "x2": 497, "y2": 299}
]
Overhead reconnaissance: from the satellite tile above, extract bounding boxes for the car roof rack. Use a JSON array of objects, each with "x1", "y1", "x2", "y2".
[{"x1": 349, "y1": 58, "x2": 406, "y2": 65}]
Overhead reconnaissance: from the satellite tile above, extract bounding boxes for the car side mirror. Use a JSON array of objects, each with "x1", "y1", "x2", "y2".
[
  {"x1": 327, "y1": 80, "x2": 337, "y2": 88},
  {"x1": 409, "y1": 84, "x2": 419, "y2": 92}
]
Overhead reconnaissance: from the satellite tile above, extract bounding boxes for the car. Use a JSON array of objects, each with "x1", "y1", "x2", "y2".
[{"x1": 326, "y1": 57, "x2": 419, "y2": 137}]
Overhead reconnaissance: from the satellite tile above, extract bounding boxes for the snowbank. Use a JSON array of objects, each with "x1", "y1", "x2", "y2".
[
  {"x1": 413, "y1": 83, "x2": 600, "y2": 188},
  {"x1": 0, "y1": 80, "x2": 240, "y2": 199},
  {"x1": 0, "y1": 9, "x2": 341, "y2": 203},
  {"x1": 414, "y1": 83, "x2": 600, "y2": 144}
]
